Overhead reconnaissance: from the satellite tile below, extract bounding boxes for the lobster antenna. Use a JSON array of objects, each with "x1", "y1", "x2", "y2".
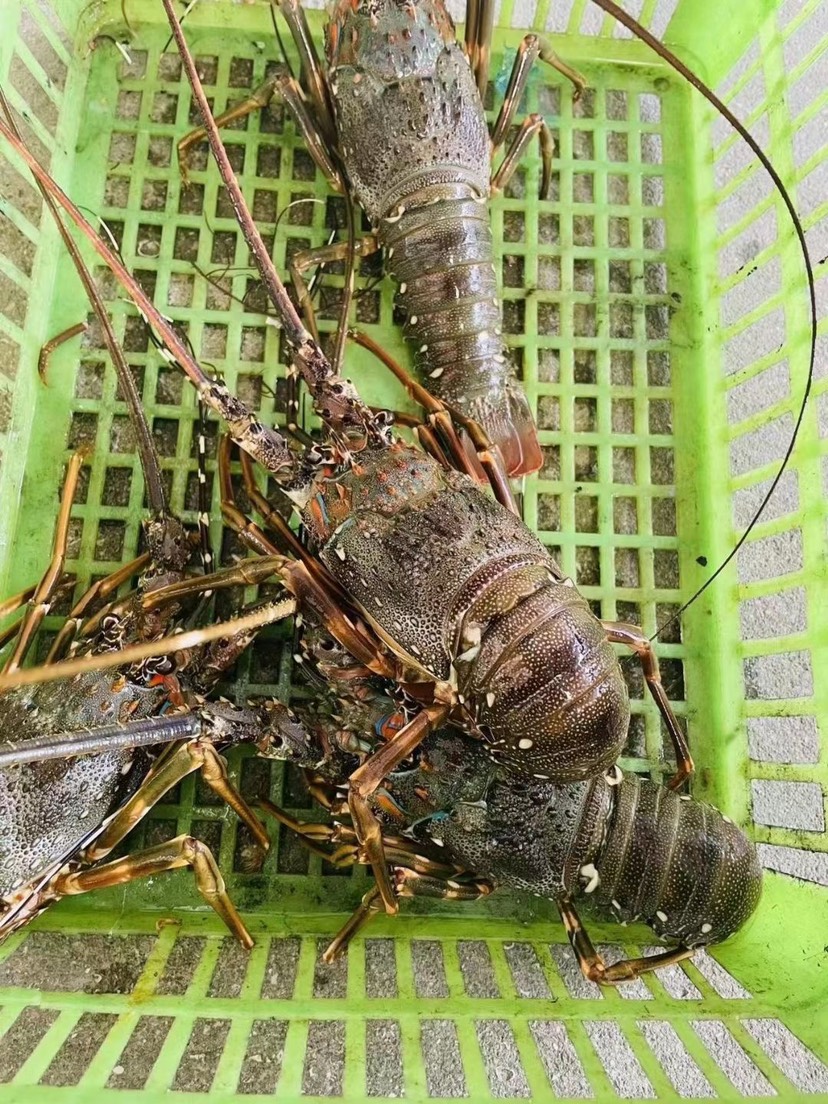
[
  {"x1": 271, "y1": 1, "x2": 296, "y2": 81},
  {"x1": 0, "y1": 91, "x2": 169, "y2": 518},
  {"x1": 587, "y1": 0, "x2": 816, "y2": 643},
  {"x1": 0, "y1": 712, "x2": 202, "y2": 769},
  {"x1": 0, "y1": 598, "x2": 297, "y2": 690}
]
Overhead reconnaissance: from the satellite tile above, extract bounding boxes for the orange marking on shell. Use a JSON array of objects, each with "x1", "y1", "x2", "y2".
[
  {"x1": 310, "y1": 497, "x2": 327, "y2": 530},
  {"x1": 377, "y1": 710, "x2": 406, "y2": 740}
]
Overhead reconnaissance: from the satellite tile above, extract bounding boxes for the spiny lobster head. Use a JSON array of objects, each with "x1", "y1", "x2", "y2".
[
  {"x1": 327, "y1": 0, "x2": 456, "y2": 77},
  {"x1": 595, "y1": 775, "x2": 762, "y2": 950}
]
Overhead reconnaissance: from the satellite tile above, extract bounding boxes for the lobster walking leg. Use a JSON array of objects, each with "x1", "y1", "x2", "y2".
[
  {"x1": 275, "y1": 0, "x2": 338, "y2": 142},
  {"x1": 178, "y1": 69, "x2": 342, "y2": 188},
  {"x1": 56, "y1": 835, "x2": 253, "y2": 948},
  {"x1": 464, "y1": 0, "x2": 496, "y2": 95},
  {"x1": 490, "y1": 34, "x2": 586, "y2": 158},
  {"x1": 323, "y1": 886, "x2": 384, "y2": 962},
  {"x1": 0, "y1": 584, "x2": 40, "y2": 622},
  {"x1": 557, "y1": 895, "x2": 693, "y2": 984},
  {"x1": 323, "y1": 867, "x2": 494, "y2": 961},
  {"x1": 603, "y1": 622, "x2": 694, "y2": 789},
  {"x1": 45, "y1": 553, "x2": 153, "y2": 662},
  {"x1": 348, "y1": 705, "x2": 449, "y2": 913},
  {"x1": 217, "y1": 436, "x2": 285, "y2": 559},
  {"x1": 258, "y1": 798, "x2": 359, "y2": 864},
  {"x1": 348, "y1": 329, "x2": 518, "y2": 514},
  {"x1": 289, "y1": 234, "x2": 378, "y2": 344},
  {"x1": 84, "y1": 738, "x2": 270, "y2": 863},
  {"x1": 140, "y1": 554, "x2": 291, "y2": 608},
  {"x1": 3, "y1": 453, "x2": 84, "y2": 674},
  {"x1": 491, "y1": 113, "x2": 554, "y2": 199}
]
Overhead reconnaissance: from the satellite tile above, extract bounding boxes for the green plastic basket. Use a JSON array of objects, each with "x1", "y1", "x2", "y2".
[{"x1": 1, "y1": 0, "x2": 826, "y2": 1099}]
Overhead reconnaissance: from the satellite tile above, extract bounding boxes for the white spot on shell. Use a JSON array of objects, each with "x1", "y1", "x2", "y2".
[
  {"x1": 580, "y1": 863, "x2": 600, "y2": 894},
  {"x1": 656, "y1": 910, "x2": 668, "y2": 922},
  {"x1": 486, "y1": 692, "x2": 495, "y2": 708},
  {"x1": 410, "y1": 315, "x2": 418, "y2": 325},
  {"x1": 701, "y1": 922, "x2": 712, "y2": 934},
  {"x1": 429, "y1": 367, "x2": 444, "y2": 378},
  {"x1": 399, "y1": 282, "x2": 407, "y2": 293},
  {"x1": 722, "y1": 815, "x2": 733, "y2": 824},
  {"x1": 334, "y1": 546, "x2": 346, "y2": 560},
  {"x1": 604, "y1": 765, "x2": 623, "y2": 786},
  {"x1": 518, "y1": 738, "x2": 533, "y2": 749},
  {"x1": 611, "y1": 899, "x2": 621, "y2": 910}
]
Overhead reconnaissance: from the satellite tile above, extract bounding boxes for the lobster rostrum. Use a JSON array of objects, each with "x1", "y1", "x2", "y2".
[
  {"x1": 0, "y1": 19, "x2": 696, "y2": 919},
  {"x1": 176, "y1": 0, "x2": 590, "y2": 475}
]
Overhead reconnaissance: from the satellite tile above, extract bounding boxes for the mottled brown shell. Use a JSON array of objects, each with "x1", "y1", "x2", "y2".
[
  {"x1": 595, "y1": 776, "x2": 762, "y2": 946},
  {"x1": 309, "y1": 445, "x2": 629, "y2": 782},
  {"x1": 0, "y1": 673, "x2": 160, "y2": 898}
]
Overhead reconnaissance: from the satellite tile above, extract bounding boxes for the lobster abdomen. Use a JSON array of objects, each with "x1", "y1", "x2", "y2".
[
  {"x1": 382, "y1": 191, "x2": 541, "y2": 475},
  {"x1": 461, "y1": 576, "x2": 629, "y2": 780},
  {"x1": 595, "y1": 776, "x2": 762, "y2": 946}
]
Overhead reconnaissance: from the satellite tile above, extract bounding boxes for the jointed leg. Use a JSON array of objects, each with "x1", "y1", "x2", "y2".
[
  {"x1": 603, "y1": 621, "x2": 694, "y2": 790},
  {"x1": 349, "y1": 329, "x2": 518, "y2": 514},
  {"x1": 490, "y1": 34, "x2": 585, "y2": 155},
  {"x1": 491, "y1": 113, "x2": 554, "y2": 199},
  {"x1": 323, "y1": 886, "x2": 383, "y2": 962},
  {"x1": 221, "y1": 437, "x2": 351, "y2": 601},
  {"x1": 289, "y1": 234, "x2": 378, "y2": 344},
  {"x1": 464, "y1": 0, "x2": 496, "y2": 96},
  {"x1": 323, "y1": 866, "x2": 494, "y2": 961},
  {"x1": 140, "y1": 553, "x2": 290, "y2": 610},
  {"x1": 178, "y1": 68, "x2": 340, "y2": 187},
  {"x1": 348, "y1": 705, "x2": 448, "y2": 913},
  {"x1": 0, "y1": 584, "x2": 39, "y2": 622},
  {"x1": 46, "y1": 553, "x2": 152, "y2": 662},
  {"x1": 57, "y1": 834, "x2": 253, "y2": 948},
  {"x1": 85, "y1": 738, "x2": 269, "y2": 863},
  {"x1": 217, "y1": 434, "x2": 286, "y2": 558},
  {"x1": 274, "y1": 0, "x2": 338, "y2": 144},
  {"x1": 557, "y1": 895, "x2": 693, "y2": 984},
  {"x1": 4, "y1": 453, "x2": 85, "y2": 675},
  {"x1": 258, "y1": 797, "x2": 359, "y2": 865}
]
